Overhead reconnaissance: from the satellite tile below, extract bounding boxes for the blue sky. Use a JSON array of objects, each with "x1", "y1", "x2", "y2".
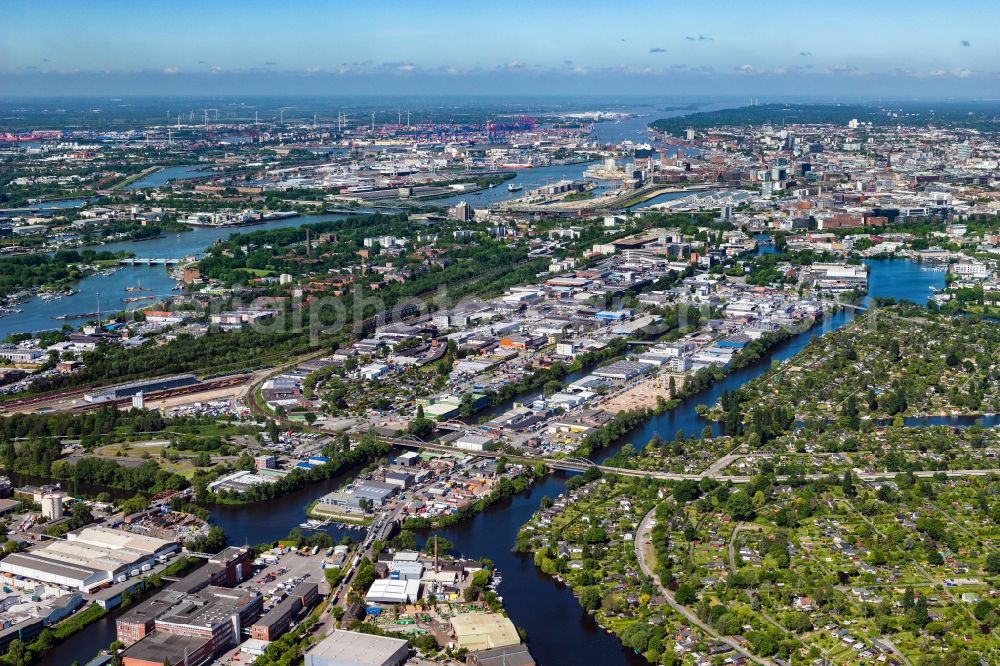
[{"x1": 2, "y1": 0, "x2": 997, "y2": 97}]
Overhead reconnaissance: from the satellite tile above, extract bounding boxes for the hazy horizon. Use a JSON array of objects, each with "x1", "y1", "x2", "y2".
[{"x1": 3, "y1": 0, "x2": 998, "y2": 98}]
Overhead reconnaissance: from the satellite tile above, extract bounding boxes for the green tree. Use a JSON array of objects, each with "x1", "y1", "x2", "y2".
[
  {"x1": 579, "y1": 586, "x2": 602, "y2": 611},
  {"x1": 6, "y1": 640, "x2": 29, "y2": 666},
  {"x1": 842, "y1": 471, "x2": 857, "y2": 498},
  {"x1": 726, "y1": 491, "x2": 755, "y2": 521},
  {"x1": 674, "y1": 583, "x2": 698, "y2": 605},
  {"x1": 422, "y1": 535, "x2": 453, "y2": 556}
]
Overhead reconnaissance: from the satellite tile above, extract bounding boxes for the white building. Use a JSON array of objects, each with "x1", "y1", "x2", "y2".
[
  {"x1": 360, "y1": 363, "x2": 390, "y2": 381},
  {"x1": 952, "y1": 262, "x2": 990, "y2": 279},
  {"x1": 0, "y1": 526, "x2": 178, "y2": 593},
  {"x1": 40, "y1": 492, "x2": 66, "y2": 520},
  {"x1": 305, "y1": 630, "x2": 409, "y2": 666},
  {"x1": 365, "y1": 578, "x2": 420, "y2": 604},
  {"x1": 0, "y1": 346, "x2": 44, "y2": 364},
  {"x1": 455, "y1": 433, "x2": 494, "y2": 452}
]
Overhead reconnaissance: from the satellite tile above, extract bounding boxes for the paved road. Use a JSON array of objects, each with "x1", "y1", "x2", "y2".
[
  {"x1": 634, "y1": 508, "x2": 774, "y2": 666},
  {"x1": 383, "y1": 438, "x2": 1000, "y2": 484}
]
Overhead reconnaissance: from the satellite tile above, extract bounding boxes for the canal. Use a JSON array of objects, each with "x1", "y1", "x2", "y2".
[
  {"x1": 45, "y1": 257, "x2": 945, "y2": 665},
  {"x1": 420, "y1": 257, "x2": 947, "y2": 666}
]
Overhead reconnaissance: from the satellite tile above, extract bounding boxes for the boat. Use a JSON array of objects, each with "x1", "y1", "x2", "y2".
[
  {"x1": 126, "y1": 280, "x2": 152, "y2": 293},
  {"x1": 507, "y1": 183, "x2": 524, "y2": 192},
  {"x1": 52, "y1": 311, "x2": 101, "y2": 321},
  {"x1": 122, "y1": 295, "x2": 156, "y2": 303}
]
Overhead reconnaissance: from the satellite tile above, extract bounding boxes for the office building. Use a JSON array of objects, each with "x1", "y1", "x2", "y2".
[{"x1": 250, "y1": 582, "x2": 318, "y2": 641}]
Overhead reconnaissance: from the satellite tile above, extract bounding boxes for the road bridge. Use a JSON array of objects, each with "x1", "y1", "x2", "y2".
[
  {"x1": 118, "y1": 257, "x2": 182, "y2": 266},
  {"x1": 378, "y1": 437, "x2": 998, "y2": 484}
]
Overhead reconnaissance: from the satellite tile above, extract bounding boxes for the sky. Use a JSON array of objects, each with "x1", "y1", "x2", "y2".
[{"x1": 2, "y1": 0, "x2": 998, "y2": 98}]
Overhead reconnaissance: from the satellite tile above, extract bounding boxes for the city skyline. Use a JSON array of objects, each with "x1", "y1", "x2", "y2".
[{"x1": 2, "y1": 0, "x2": 998, "y2": 97}]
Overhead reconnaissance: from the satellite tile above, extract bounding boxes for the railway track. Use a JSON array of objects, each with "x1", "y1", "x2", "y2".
[{"x1": 68, "y1": 374, "x2": 251, "y2": 412}]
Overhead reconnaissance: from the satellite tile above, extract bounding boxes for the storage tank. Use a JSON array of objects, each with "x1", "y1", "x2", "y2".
[{"x1": 40, "y1": 492, "x2": 65, "y2": 521}]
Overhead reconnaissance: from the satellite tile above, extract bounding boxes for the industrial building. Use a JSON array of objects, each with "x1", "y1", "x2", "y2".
[
  {"x1": 354, "y1": 480, "x2": 398, "y2": 506},
  {"x1": 117, "y1": 547, "x2": 254, "y2": 642},
  {"x1": 119, "y1": 586, "x2": 262, "y2": 666},
  {"x1": 450, "y1": 612, "x2": 521, "y2": 651},
  {"x1": 83, "y1": 373, "x2": 199, "y2": 403},
  {"x1": 304, "y1": 630, "x2": 410, "y2": 666},
  {"x1": 365, "y1": 578, "x2": 421, "y2": 605},
  {"x1": 249, "y1": 581, "x2": 318, "y2": 641},
  {"x1": 467, "y1": 645, "x2": 536, "y2": 666},
  {"x1": 592, "y1": 360, "x2": 651, "y2": 382},
  {"x1": 0, "y1": 526, "x2": 179, "y2": 593},
  {"x1": 120, "y1": 629, "x2": 215, "y2": 666}
]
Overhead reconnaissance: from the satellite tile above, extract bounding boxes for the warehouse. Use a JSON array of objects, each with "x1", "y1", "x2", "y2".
[
  {"x1": 305, "y1": 630, "x2": 409, "y2": 666},
  {"x1": 450, "y1": 612, "x2": 521, "y2": 651},
  {"x1": 84, "y1": 374, "x2": 199, "y2": 403},
  {"x1": 354, "y1": 480, "x2": 398, "y2": 506},
  {"x1": 388, "y1": 560, "x2": 423, "y2": 581},
  {"x1": 0, "y1": 527, "x2": 178, "y2": 593},
  {"x1": 454, "y1": 433, "x2": 494, "y2": 452},
  {"x1": 365, "y1": 578, "x2": 420, "y2": 604},
  {"x1": 592, "y1": 360, "x2": 650, "y2": 382},
  {"x1": 467, "y1": 645, "x2": 536, "y2": 666}
]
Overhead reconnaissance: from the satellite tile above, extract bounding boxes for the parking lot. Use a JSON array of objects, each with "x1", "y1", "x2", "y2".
[{"x1": 235, "y1": 546, "x2": 332, "y2": 612}]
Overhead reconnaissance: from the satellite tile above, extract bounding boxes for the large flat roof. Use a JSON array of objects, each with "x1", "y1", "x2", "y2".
[
  {"x1": 0, "y1": 526, "x2": 178, "y2": 588},
  {"x1": 120, "y1": 629, "x2": 211, "y2": 664},
  {"x1": 2, "y1": 551, "x2": 101, "y2": 584},
  {"x1": 69, "y1": 526, "x2": 175, "y2": 555},
  {"x1": 365, "y1": 578, "x2": 419, "y2": 604},
  {"x1": 450, "y1": 612, "x2": 521, "y2": 651},
  {"x1": 305, "y1": 629, "x2": 408, "y2": 665}
]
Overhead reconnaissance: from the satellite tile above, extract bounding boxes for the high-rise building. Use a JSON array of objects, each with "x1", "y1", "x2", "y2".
[{"x1": 449, "y1": 201, "x2": 474, "y2": 222}]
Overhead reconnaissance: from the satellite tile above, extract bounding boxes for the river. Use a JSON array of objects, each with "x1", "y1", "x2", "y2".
[
  {"x1": 420, "y1": 258, "x2": 946, "y2": 666},
  {"x1": 237, "y1": 257, "x2": 942, "y2": 665},
  {"x1": 123, "y1": 165, "x2": 209, "y2": 191},
  {"x1": 43, "y1": 257, "x2": 944, "y2": 665},
  {"x1": 6, "y1": 102, "x2": 720, "y2": 340},
  {"x1": 0, "y1": 212, "x2": 347, "y2": 339},
  {"x1": 432, "y1": 100, "x2": 723, "y2": 211}
]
